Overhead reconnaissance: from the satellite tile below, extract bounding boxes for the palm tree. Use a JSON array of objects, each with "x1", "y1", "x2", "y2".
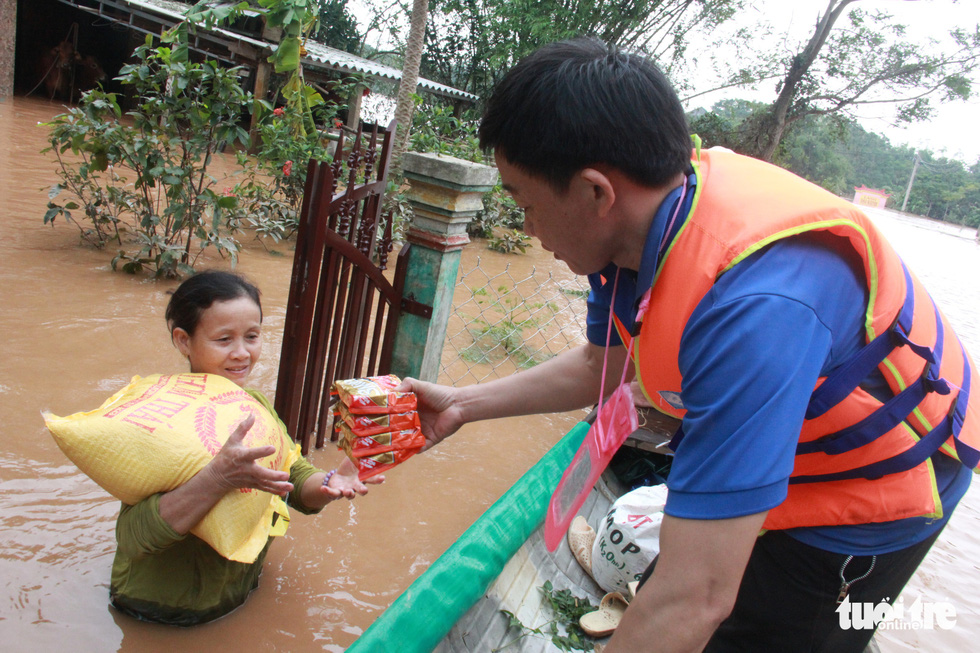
[{"x1": 390, "y1": 0, "x2": 429, "y2": 174}]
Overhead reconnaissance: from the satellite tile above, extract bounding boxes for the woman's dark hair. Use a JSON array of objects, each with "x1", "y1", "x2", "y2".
[
  {"x1": 165, "y1": 270, "x2": 262, "y2": 336},
  {"x1": 479, "y1": 38, "x2": 691, "y2": 192}
]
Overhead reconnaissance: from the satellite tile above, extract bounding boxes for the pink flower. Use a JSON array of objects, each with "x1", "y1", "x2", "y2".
[
  {"x1": 222, "y1": 187, "x2": 236, "y2": 197},
  {"x1": 333, "y1": 118, "x2": 343, "y2": 129},
  {"x1": 273, "y1": 107, "x2": 284, "y2": 117},
  {"x1": 283, "y1": 160, "x2": 293, "y2": 177}
]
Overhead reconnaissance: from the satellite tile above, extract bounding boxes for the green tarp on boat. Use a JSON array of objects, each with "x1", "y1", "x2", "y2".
[{"x1": 347, "y1": 421, "x2": 590, "y2": 652}]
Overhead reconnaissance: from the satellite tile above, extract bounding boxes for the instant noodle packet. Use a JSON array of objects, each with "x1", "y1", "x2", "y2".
[
  {"x1": 337, "y1": 423, "x2": 425, "y2": 457},
  {"x1": 333, "y1": 375, "x2": 417, "y2": 415},
  {"x1": 354, "y1": 448, "x2": 419, "y2": 481},
  {"x1": 335, "y1": 402, "x2": 420, "y2": 437}
]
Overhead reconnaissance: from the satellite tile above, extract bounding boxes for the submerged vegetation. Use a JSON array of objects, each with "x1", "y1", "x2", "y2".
[
  {"x1": 43, "y1": 35, "x2": 253, "y2": 278},
  {"x1": 462, "y1": 286, "x2": 559, "y2": 369},
  {"x1": 42, "y1": 3, "x2": 347, "y2": 278}
]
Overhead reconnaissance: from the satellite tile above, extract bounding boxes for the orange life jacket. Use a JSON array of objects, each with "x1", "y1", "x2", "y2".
[{"x1": 629, "y1": 148, "x2": 980, "y2": 531}]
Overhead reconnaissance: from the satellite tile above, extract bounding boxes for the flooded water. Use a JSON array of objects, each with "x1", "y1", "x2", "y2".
[
  {"x1": 0, "y1": 96, "x2": 582, "y2": 652},
  {"x1": 1, "y1": 95, "x2": 976, "y2": 651}
]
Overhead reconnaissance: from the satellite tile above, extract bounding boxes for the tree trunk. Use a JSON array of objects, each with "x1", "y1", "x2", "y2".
[
  {"x1": 390, "y1": 0, "x2": 430, "y2": 175},
  {"x1": 750, "y1": 0, "x2": 857, "y2": 161}
]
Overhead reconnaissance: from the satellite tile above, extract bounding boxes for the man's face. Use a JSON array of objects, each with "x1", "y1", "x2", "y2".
[{"x1": 495, "y1": 152, "x2": 612, "y2": 276}]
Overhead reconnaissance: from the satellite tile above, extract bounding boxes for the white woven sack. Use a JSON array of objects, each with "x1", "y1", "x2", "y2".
[{"x1": 591, "y1": 483, "x2": 669, "y2": 594}]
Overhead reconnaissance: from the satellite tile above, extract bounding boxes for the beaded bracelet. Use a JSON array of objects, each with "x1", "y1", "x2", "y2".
[{"x1": 322, "y1": 469, "x2": 337, "y2": 487}]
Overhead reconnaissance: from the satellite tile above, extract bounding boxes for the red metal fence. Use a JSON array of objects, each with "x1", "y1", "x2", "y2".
[{"x1": 274, "y1": 121, "x2": 429, "y2": 453}]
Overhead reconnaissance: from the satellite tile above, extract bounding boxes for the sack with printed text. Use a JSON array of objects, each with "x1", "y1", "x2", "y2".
[
  {"x1": 591, "y1": 483, "x2": 669, "y2": 594},
  {"x1": 43, "y1": 373, "x2": 301, "y2": 563}
]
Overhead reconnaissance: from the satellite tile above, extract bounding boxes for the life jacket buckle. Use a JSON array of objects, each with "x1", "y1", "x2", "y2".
[{"x1": 920, "y1": 362, "x2": 951, "y2": 396}]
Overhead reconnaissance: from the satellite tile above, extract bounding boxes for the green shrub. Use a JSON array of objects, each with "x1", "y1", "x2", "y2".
[
  {"x1": 44, "y1": 34, "x2": 251, "y2": 277},
  {"x1": 408, "y1": 102, "x2": 485, "y2": 162},
  {"x1": 229, "y1": 106, "x2": 336, "y2": 244},
  {"x1": 487, "y1": 229, "x2": 532, "y2": 254}
]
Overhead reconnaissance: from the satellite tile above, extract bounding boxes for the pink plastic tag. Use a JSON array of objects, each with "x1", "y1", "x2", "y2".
[{"x1": 544, "y1": 382, "x2": 638, "y2": 551}]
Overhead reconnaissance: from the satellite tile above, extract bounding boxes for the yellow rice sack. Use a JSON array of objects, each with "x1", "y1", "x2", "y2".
[{"x1": 43, "y1": 373, "x2": 301, "y2": 563}]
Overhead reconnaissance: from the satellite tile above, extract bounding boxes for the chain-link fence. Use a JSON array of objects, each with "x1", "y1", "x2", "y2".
[{"x1": 438, "y1": 255, "x2": 592, "y2": 386}]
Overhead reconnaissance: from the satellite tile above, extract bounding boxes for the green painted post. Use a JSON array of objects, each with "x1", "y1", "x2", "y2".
[{"x1": 391, "y1": 153, "x2": 499, "y2": 381}]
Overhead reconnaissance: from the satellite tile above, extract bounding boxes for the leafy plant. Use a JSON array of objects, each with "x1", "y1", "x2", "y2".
[
  {"x1": 470, "y1": 182, "x2": 525, "y2": 239},
  {"x1": 44, "y1": 3, "x2": 358, "y2": 272},
  {"x1": 494, "y1": 581, "x2": 596, "y2": 652},
  {"x1": 467, "y1": 211, "x2": 497, "y2": 239},
  {"x1": 381, "y1": 178, "x2": 414, "y2": 243},
  {"x1": 187, "y1": 0, "x2": 324, "y2": 136},
  {"x1": 487, "y1": 229, "x2": 532, "y2": 254},
  {"x1": 408, "y1": 102, "x2": 485, "y2": 162},
  {"x1": 561, "y1": 287, "x2": 591, "y2": 300},
  {"x1": 230, "y1": 107, "x2": 337, "y2": 243},
  {"x1": 43, "y1": 31, "x2": 250, "y2": 277}
]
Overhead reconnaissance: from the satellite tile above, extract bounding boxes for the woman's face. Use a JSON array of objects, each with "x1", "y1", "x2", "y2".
[{"x1": 172, "y1": 296, "x2": 262, "y2": 387}]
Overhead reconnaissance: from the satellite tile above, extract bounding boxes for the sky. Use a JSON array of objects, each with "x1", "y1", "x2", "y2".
[{"x1": 349, "y1": 0, "x2": 980, "y2": 164}]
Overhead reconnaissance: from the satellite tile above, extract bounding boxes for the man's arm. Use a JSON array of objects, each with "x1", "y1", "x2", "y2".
[
  {"x1": 605, "y1": 512, "x2": 767, "y2": 653},
  {"x1": 400, "y1": 342, "x2": 630, "y2": 449}
]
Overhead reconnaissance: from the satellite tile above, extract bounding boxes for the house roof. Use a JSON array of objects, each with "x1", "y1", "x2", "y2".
[
  {"x1": 301, "y1": 41, "x2": 476, "y2": 101},
  {"x1": 56, "y1": 0, "x2": 478, "y2": 102}
]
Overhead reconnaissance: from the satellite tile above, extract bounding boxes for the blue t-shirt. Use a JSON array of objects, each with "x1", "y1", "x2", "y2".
[{"x1": 587, "y1": 178, "x2": 971, "y2": 555}]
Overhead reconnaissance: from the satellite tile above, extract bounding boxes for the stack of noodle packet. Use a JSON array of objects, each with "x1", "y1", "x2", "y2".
[{"x1": 332, "y1": 375, "x2": 424, "y2": 481}]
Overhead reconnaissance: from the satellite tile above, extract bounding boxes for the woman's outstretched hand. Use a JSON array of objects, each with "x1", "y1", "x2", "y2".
[
  {"x1": 307, "y1": 456, "x2": 384, "y2": 508},
  {"x1": 397, "y1": 377, "x2": 465, "y2": 451}
]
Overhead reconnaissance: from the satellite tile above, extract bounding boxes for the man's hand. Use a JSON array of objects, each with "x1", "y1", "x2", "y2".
[
  {"x1": 395, "y1": 344, "x2": 626, "y2": 452},
  {"x1": 397, "y1": 377, "x2": 465, "y2": 450}
]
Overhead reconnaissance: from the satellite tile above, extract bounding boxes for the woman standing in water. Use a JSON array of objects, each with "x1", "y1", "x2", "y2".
[{"x1": 110, "y1": 270, "x2": 382, "y2": 625}]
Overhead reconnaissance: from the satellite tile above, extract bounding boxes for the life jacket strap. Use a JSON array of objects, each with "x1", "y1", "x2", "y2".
[
  {"x1": 950, "y1": 347, "x2": 979, "y2": 469},
  {"x1": 800, "y1": 274, "x2": 948, "y2": 455},
  {"x1": 667, "y1": 422, "x2": 686, "y2": 452},
  {"x1": 791, "y1": 346, "x2": 975, "y2": 483},
  {"x1": 797, "y1": 366, "x2": 950, "y2": 456},
  {"x1": 806, "y1": 262, "x2": 921, "y2": 420}
]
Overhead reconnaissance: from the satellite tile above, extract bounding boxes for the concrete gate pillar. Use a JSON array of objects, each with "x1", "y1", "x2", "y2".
[{"x1": 390, "y1": 152, "x2": 498, "y2": 382}]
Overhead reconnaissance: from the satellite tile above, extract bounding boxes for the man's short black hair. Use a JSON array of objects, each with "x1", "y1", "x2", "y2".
[{"x1": 479, "y1": 38, "x2": 691, "y2": 191}]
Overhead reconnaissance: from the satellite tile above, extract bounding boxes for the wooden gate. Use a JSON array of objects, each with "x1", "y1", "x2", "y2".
[{"x1": 274, "y1": 120, "x2": 430, "y2": 453}]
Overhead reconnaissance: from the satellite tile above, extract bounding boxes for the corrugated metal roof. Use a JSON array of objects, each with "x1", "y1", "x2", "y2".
[
  {"x1": 119, "y1": 0, "x2": 477, "y2": 102},
  {"x1": 302, "y1": 41, "x2": 478, "y2": 101}
]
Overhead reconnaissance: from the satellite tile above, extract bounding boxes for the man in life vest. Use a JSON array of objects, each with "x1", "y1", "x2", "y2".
[{"x1": 399, "y1": 38, "x2": 978, "y2": 651}]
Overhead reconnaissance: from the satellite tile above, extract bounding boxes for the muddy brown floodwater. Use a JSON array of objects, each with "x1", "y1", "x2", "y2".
[
  {"x1": 0, "y1": 96, "x2": 583, "y2": 652},
  {"x1": 3, "y1": 96, "x2": 978, "y2": 651}
]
